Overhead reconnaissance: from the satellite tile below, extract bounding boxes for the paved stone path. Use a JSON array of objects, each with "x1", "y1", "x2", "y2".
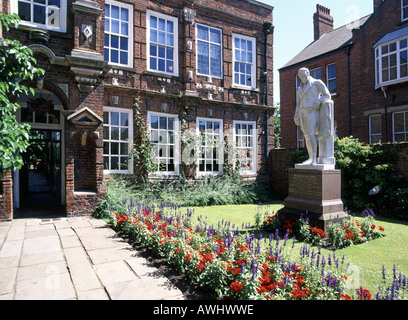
[{"x1": 0, "y1": 217, "x2": 185, "y2": 300}]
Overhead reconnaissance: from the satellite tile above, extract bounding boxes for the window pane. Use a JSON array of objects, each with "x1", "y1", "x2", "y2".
[
  {"x1": 111, "y1": 127, "x2": 119, "y2": 140},
  {"x1": 370, "y1": 115, "x2": 381, "y2": 135},
  {"x1": 121, "y1": 8, "x2": 129, "y2": 21},
  {"x1": 328, "y1": 64, "x2": 336, "y2": 79},
  {"x1": 34, "y1": 5, "x2": 46, "y2": 24},
  {"x1": 111, "y1": 112, "x2": 119, "y2": 125},
  {"x1": 394, "y1": 113, "x2": 405, "y2": 132},
  {"x1": 18, "y1": 2, "x2": 31, "y2": 21},
  {"x1": 111, "y1": 5, "x2": 119, "y2": 19},
  {"x1": 150, "y1": 16, "x2": 157, "y2": 29},
  {"x1": 151, "y1": 116, "x2": 158, "y2": 129},
  {"x1": 210, "y1": 28, "x2": 221, "y2": 44},
  {"x1": 197, "y1": 25, "x2": 208, "y2": 41}
]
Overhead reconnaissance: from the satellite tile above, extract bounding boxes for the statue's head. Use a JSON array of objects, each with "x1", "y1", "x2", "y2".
[{"x1": 298, "y1": 68, "x2": 310, "y2": 85}]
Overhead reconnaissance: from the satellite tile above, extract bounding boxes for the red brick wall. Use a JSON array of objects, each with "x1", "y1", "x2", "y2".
[
  {"x1": 280, "y1": 49, "x2": 350, "y2": 148},
  {"x1": 0, "y1": 171, "x2": 13, "y2": 221},
  {"x1": 350, "y1": 0, "x2": 408, "y2": 144},
  {"x1": 0, "y1": 0, "x2": 274, "y2": 218}
]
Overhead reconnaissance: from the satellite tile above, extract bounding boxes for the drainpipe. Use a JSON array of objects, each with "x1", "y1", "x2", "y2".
[
  {"x1": 347, "y1": 46, "x2": 352, "y2": 136},
  {"x1": 263, "y1": 22, "x2": 273, "y2": 181}
]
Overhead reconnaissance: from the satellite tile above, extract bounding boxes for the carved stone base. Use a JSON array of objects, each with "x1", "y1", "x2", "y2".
[{"x1": 278, "y1": 168, "x2": 348, "y2": 234}]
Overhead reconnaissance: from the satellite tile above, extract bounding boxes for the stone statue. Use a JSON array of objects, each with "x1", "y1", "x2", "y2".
[{"x1": 294, "y1": 67, "x2": 335, "y2": 169}]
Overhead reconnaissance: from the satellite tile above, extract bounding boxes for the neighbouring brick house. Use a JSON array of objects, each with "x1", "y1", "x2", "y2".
[
  {"x1": 0, "y1": 0, "x2": 274, "y2": 220},
  {"x1": 279, "y1": 0, "x2": 408, "y2": 148}
]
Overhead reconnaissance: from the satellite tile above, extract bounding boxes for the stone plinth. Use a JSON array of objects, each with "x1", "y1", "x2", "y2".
[{"x1": 278, "y1": 168, "x2": 348, "y2": 233}]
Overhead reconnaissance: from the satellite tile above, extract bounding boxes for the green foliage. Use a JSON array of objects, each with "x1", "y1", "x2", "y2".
[
  {"x1": 93, "y1": 178, "x2": 137, "y2": 219},
  {"x1": 130, "y1": 98, "x2": 153, "y2": 178},
  {"x1": 0, "y1": 13, "x2": 45, "y2": 179},
  {"x1": 96, "y1": 174, "x2": 274, "y2": 219},
  {"x1": 334, "y1": 137, "x2": 406, "y2": 218}
]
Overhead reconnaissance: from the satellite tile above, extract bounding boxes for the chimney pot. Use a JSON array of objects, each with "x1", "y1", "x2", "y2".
[{"x1": 313, "y1": 4, "x2": 334, "y2": 41}]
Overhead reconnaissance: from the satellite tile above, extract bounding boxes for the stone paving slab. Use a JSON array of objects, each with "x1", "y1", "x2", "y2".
[{"x1": 0, "y1": 216, "x2": 186, "y2": 300}]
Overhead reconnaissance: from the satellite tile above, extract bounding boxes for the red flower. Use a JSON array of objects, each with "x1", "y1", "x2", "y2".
[
  {"x1": 379, "y1": 226, "x2": 385, "y2": 232},
  {"x1": 231, "y1": 281, "x2": 244, "y2": 293},
  {"x1": 356, "y1": 288, "x2": 372, "y2": 300},
  {"x1": 371, "y1": 224, "x2": 376, "y2": 230},
  {"x1": 340, "y1": 294, "x2": 352, "y2": 300},
  {"x1": 196, "y1": 262, "x2": 205, "y2": 271},
  {"x1": 233, "y1": 267, "x2": 241, "y2": 275}
]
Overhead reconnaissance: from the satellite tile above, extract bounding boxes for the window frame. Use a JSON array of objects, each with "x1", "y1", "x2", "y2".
[
  {"x1": 196, "y1": 117, "x2": 224, "y2": 176},
  {"x1": 402, "y1": 0, "x2": 408, "y2": 22},
  {"x1": 369, "y1": 114, "x2": 382, "y2": 144},
  {"x1": 375, "y1": 36, "x2": 408, "y2": 88},
  {"x1": 232, "y1": 33, "x2": 257, "y2": 90},
  {"x1": 393, "y1": 110, "x2": 408, "y2": 143},
  {"x1": 104, "y1": 0, "x2": 134, "y2": 68},
  {"x1": 326, "y1": 63, "x2": 337, "y2": 95},
  {"x1": 147, "y1": 111, "x2": 180, "y2": 176},
  {"x1": 146, "y1": 10, "x2": 179, "y2": 77},
  {"x1": 233, "y1": 120, "x2": 257, "y2": 175},
  {"x1": 11, "y1": 0, "x2": 67, "y2": 32},
  {"x1": 103, "y1": 107, "x2": 134, "y2": 175},
  {"x1": 195, "y1": 23, "x2": 223, "y2": 79}
]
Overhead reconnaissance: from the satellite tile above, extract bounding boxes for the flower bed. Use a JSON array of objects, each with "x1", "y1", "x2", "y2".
[
  {"x1": 105, "y1": 198, "x2": 407, "y2": 300},
  {"x1": 261, "y1": 209, "x2": 386, "y2": 250}
]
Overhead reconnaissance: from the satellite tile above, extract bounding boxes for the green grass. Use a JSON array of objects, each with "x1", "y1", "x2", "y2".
[
  {"x1": 188, "y1": 201, "x2": 284, "y2": 228},
  {"x1": 185, "y1": 203, "x2": 408, "y2": 295}
]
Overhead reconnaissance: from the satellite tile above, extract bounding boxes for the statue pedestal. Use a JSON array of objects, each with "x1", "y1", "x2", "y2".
[{"x1": 278, "y1": 168, "x2": 348, "y2": 234}]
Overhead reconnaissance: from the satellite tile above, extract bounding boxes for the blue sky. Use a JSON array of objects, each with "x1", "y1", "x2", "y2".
[{"x1": 259, "y1": 0, "x2": 374, "y2": 103}]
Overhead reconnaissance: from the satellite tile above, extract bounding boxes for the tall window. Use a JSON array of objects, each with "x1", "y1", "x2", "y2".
[
  {"x1": 375, "y1": 38, "x2": 408, "y2": 87},
  {"x1": 104, "y1": 1, "x2": 133, "y2": 67},
  {"x1": 103, "y1": 107, "x2": 133, "y2": 174},
  {"x1": 12, "y1": 0, "x2": 67, "y2": 32},
  {"x1": 147, "y1": 10, "x2": 178, "y2": 76},
  {"x1": 393, "y1": 111, "x2": 408, "y2": 142},
  {"x1": 403, "y1": 0, "x2": 408, "y2": 21},
  {"x1": 327, "y1": 63, "x2": 337, "y2": 94},
  {"x1": 148, "y1": 112, "x2": 179, "y2": 175},
  {"x1": 234, "y1": 121, "x2": 257, "y2": 174},
  {"x1": 197, "y1": 118, "x2": 223, "y2": 174},
  {"x1": 233, "y1": 34, "x2": 256, "y2": 89},
  {"x1": 369, "y1": 114, "x2": 382, "y2": 144},
  {"x1": 196, "y1": 24, "x2": 222, "y2": 78}
]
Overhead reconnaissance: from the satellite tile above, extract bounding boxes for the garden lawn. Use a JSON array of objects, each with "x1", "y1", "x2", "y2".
[
  {"x1": 185, "y1": 204, "x2": 408, "y2": 295},
  {"x1": 188, "y1": 202, "x2": 284, "y2": 228}
]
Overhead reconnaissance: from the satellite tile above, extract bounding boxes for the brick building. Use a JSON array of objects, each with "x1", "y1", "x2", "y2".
[
  {"x1": 279, "y1": 0, "x2": 408, "y2": 148},
  {"x1": 0, "y1": 0, "x2": 274, "y2": 220}
]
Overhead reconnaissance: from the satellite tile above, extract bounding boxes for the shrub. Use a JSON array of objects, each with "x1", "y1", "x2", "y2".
[{"x1": 100, "y1": 174, "x2": 273, "y2": 210}]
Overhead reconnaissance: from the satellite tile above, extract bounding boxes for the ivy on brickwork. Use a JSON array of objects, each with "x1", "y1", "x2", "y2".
[
  {"x1": 0, "y1": 13, "x2": 45, "y2": 180},
  {"x1": 131, "y1": 98, "x2": 154, "y2": 178}
]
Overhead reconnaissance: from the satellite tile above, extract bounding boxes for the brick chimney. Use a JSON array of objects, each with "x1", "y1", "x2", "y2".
[
  {"x1": 313, "y1": 4, "x2": 334, "y2": 41},
  {"x1": 373, "y1": 0, "x2": 384, "y2": 11}
]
